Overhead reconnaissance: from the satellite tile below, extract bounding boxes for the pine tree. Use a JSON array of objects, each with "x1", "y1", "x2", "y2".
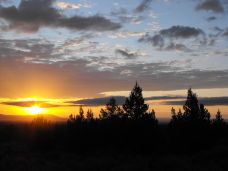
[
  {"x1": 99, "y1": 97, "x2": 123, "y2": 119},
  {"x1": 183, "y1": 88, "x2": 200, "y2": 121},
  {"x1": 199, "y1": 104, "x2": 211, "y2": 123},
  {"x1": 123, "y1": 82, "x2": 149, "y2": 119},
  {"x1": 213, "y1": 109, "x2": 225, "y2": 127}
]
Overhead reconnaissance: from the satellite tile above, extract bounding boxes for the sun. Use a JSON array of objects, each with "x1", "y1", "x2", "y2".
[{"x1": 26, "y1": 106, "x2": 46, "y2": 115}]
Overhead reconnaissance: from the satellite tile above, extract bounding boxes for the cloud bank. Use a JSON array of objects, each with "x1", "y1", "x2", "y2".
[{"x1": 0, "y1": 0, "x2": 121, "y2": 32}]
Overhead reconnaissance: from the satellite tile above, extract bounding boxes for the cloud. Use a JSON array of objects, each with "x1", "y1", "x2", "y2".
[
  {"x1": 55, "y1": 2, "x2": 91, "y2": 10},
  {"x1": 66, "y1": 95, "x2": 185, "y2": 106},
  {"x1": 207, "y1": 16, "x2": 217, "y2": 21},
  {"x1": 0, "y1": 37, "x2": 228, "y2": 98},
  {"x1": 109, "y1": 31, "x2": 146, "y2": 39},
  {"x1": 162, "y1": 97, "x2": 228, "y2": 106},
  {"x1": 134, "y1": 0, "x2": 152, "y2": 13},
  {"x1": 58, "y1": 15, "x2": 121, "y2": 31},
  {"x1": 1, "y1": 101, "x2": 61, "y2": 108},
  {"x1": 67, "y1": 96, "x2": 126, "y2": 106},
  {"x1": 139, "y1": 26, "x2": 206, "y2": 51},
  {"x1": 65, "y1": 95, "x2": 228, "y2": 106},
  {"x1": 196, "y1": 0, "x2": 224, "y2": 13},
  {"x1": 223, "y1": 28, "x2": 228, "y2": 36},
  {"x1": 159, "y1": 26, "x2": 205, "y2": 39},
  {"x1": 0, "y1": 0, "x2": 10, "y2": 3},
  {"x1": 165, "y1": 43, "x2": 189, "y2": 51},
  {"x1": 0, "y1": 0, "x2": 121, "y2": 32},
  {"x1": 110, "y1": 7, "x2": 143, "y2": 25},
  {"x1": 115, "y1": 48, "x2": 146, "y2": 59}
]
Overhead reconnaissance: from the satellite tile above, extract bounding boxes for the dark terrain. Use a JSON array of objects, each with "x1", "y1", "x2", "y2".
[{"x1": 0, "y1": 85, "x2": 227, "y2": 171}]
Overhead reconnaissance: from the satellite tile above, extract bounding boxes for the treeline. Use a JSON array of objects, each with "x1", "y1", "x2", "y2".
[
  {"x1": 0, "y1": 83, "x2": 227, "y2": 155},
  {"x1": 67, "y1": 82, "x2": 225, "y2": 128}
]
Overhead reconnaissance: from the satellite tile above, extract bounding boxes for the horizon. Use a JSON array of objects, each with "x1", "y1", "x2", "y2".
[{"x1": 0, "y1": 0, "x2": 228, "y2": 119}]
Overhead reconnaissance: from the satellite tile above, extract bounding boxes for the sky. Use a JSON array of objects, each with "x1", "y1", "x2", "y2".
[{"x1": 0, "y1": 0, "x2": 228, "y2": 118}]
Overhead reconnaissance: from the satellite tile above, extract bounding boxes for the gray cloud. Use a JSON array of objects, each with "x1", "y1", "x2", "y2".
[
  {"x1": 196, "y1": 0, "x2": 224, "y2": 13},
  {"x1": 223, "y1": 28, "x2": 228, "y2": 36},
  {"x1": 165, "y1": 43, "x2": 189, "y2": 51},
  {"x1": 67, "y1": 96, "x2": 185, "y2": 106},
  {"x1": 134, "y1": 0, "x2": 152, "y2": 13},
  {"x1": 115, "y1": 49, "x2": 139, "y2": 59},
  {"x1": 207, "y1": 16, "x2": 217, "y2": 21},
  {"x1": 162, "y1": 97, "x2": 228, "y2": 106},
  {"x1": 0, "y1": 0, "x2": 121, "y2": 32},
  {"x1": 159, "y1": 26, "x2": 205, "y2": 39},
  {"x1": 67, "y1": 96, "x2": 126, "y2": 106},
  {"x1": 139, "y1": 26, "x2": 206, "y2": 51},
  {"x1": 66, "y1": 95, "x2": 228, "y2": 106}
]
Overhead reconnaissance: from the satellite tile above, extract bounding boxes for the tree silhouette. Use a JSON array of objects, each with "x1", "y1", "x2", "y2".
[
  {"x1": 77, "y1": 105, "x2": 85, "y2": 121},
  {"x1": 212, "y1": 109, "x2": 225, "y2": 127},
  {"x1": 170, "y1": 88, "x2": 211, "y2": 127},
  {"x1": 123, "y1": 82, "x2": 149, "y2": 119},
  {"x1": 67, "y1": 106, "x2": 85, "y2": 125},
  {"x1": 199, "y1": 104, "x2": 211, "y2": 124},
  {"x1": 183, "y1": 88, "x2": 200, "y2": 121},
  {"x1": 144, "y1": 109, "x2": 158, "y2": 124},
  {"x1": 170, "y1": 107, "x2": 177, "y2": 123},
  {"x1": 182, "y1": 88, "x2": 210, "y2": 123},
  {"x1": 78, "y1": 106, "x2": 85, "y2": 120},
  {"x1": 86, "y1": 108, "x2": 94, "y2": 121},
  {"x1": 99, "y1": 97, "x2": 124, "y2": 119},
  {"x1": 170, "y1": 108, "x2": 183, "y2": 126},
  {"x1": 177, "y1": 109, "x2": 183, "y2": 120}
]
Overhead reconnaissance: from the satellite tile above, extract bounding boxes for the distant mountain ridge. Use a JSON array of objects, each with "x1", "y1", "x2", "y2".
[{"x1": 0, "y1": 114, "x2": 66, "y2": 123}]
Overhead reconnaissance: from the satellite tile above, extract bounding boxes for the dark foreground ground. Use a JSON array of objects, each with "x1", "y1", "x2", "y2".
[{"x1": 0, "y1": 121, "x2": 228, "y2": 171}]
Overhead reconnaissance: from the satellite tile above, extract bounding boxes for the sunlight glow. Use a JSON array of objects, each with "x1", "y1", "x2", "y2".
[{"x1": 26, "y1": 106, "x2": 47, "y2": 115}]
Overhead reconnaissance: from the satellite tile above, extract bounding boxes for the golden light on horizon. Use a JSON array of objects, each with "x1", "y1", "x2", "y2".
[{"x1": 25, "y1": 106, "x2": 47, "y2": 115}]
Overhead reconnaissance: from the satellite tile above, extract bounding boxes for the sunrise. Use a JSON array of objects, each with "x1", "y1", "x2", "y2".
[{"x1": 0, "y1": 0, "x2": 228, "y2": 170}]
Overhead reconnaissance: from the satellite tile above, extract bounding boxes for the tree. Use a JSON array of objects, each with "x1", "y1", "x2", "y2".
[
  {"x1": 182, "y1": 88, "x2": 210, "y2": 124},
  {"x1": 213, "y1": 109, "x2": 225, "y2": 127},
  {"x1": 145, "y1": 109, "x2": 158, "y2": 124},
  {"x1": 76, "y1": 105, "x2": 85, "y2": 121},
  {"x1": 123, "y1": 82, "x2": 149, "y2": 119},
  {"x1": 199, "y1": 104, "x2": 211, "y2": 124},
  {"x1": 177, "y1": 109, "x2": 183, "y2": 120},
  {"x1": 68, "y1": 114, "x2": 76, "y2": 124},
  {"x1": 170, "y1": 89, "x2": 211, "y2": 127},
  {"x1": 31, "y1": 115, "x2": 51, "y2": 128},
  {"x1": 99, "y1": 97, "x2": 123, "y2": 119},
  {"x1": 170, "y1": 108, "x2": 183, "y2": 125},
  {"x1": 86, "y1": 108, "x2": 94, "y2": 121},
  {"x1": 67, "y1": 106, "x2": 85, "y2": 125},
  {"x1": 183, "y1": 88, "x2": 200, "y2": 121},
  {"x1": 170, "y1": 107, "x2": 177, "y2": 123}
]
